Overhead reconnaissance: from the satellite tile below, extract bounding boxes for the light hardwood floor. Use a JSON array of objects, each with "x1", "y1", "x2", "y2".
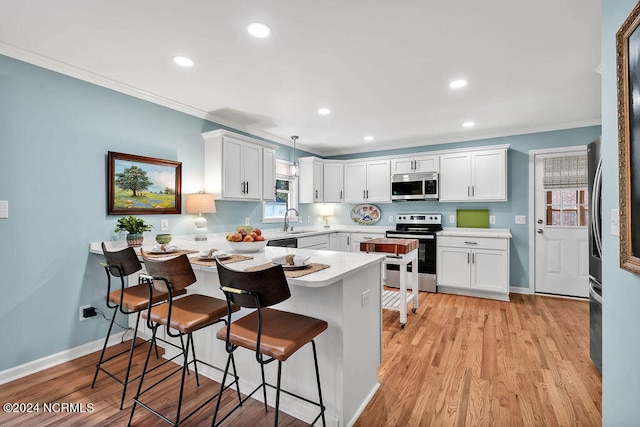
[{"x1": 0, "y1": 293, "x2": 601, "y2": 426}]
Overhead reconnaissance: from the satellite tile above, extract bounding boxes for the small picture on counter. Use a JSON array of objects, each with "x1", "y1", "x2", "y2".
[
  {"x1": 350, "y1": 204, "x2": 381, "y2": 225},
  {"x1": 107, "y1": 151, "x2": 182, "y2": 215}
]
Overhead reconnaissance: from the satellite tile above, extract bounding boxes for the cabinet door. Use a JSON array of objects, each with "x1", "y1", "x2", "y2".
[
  {"x1": 413, "y1": 155, "x2": 439, "y2": 173},
  {"x1": 366, "y1": 160, "x2": 391, "y2": 202},
  {"x1": 439, "y1": 153, "x2": 471, "y2": 201},
  {"x1": 391, "y1": 158, "x2": 415, "y2": 174},
  {"x1": 222, "y1": 138, "x2": 244, "y2": 199},
  {"x1": 323, "y1": 162, "x2": 344, "y2": 202},
  {"x1": 313, "y1": 161, "x2": 323, "y2": 202},
  {"x1": 472, "y1": 249, "x2": 509, "y2": 292},
  {"x1": 262, "y1": 148, "x2": 276, "y2": 201},
  {"x1": 344, "y1": 162, "x2": 367, "y2": 203},
  {"x1": 243, "y1": 141, "x2": 263, "y2": 199},
  {"x1": 437, "y1": 246, "x2": 471, "y2": 288},
  {"x1": 472, "y1": 150, "x2": 507, "y2": 201}
]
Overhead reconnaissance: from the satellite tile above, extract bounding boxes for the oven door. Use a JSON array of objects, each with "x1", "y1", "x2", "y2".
[{"x1": 384, "y1": 232, "x2": 437, "y2": 292}]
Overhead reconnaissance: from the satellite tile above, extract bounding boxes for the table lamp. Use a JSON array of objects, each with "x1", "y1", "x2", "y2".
[
  {"x1": 185, "y1": 193, "x2": 216, "y2": 241},
  {"x1": 320, "y1": 204, "x2": 334, "y2": 228}
]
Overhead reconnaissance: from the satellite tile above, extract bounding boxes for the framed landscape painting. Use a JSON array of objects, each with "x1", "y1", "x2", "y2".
[{"x1": 107, "y1": 151, "x2": 182, "y2": 215}]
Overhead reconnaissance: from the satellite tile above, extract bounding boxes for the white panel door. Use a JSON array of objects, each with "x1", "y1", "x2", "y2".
[
  {"x1": 391, "y1": 158, "x2": 414, "y2": 174},
  {"x1": 242, "y1": 141, "x2": 263, "y2": 199},
  {"x1": 472, "y1": 249, "x2": 509, "y2": 293},
  {"x1": 323, "y1": 162, "x2": 344, "y2": 202},
  {"x1": 366, "y1": 160, "x2": 391, "y2": 202},
  {"x1": 222, "y1": 138, "x2": 244, "y2": 198},
  {"x1": 439, "y1": 153, "x2": 471, "y2": 201},
  {"x1": 534, "y1": 153, "x2": 589, "y2": 297},
  {"x1": 472, "y1": 150, "x2": 506, "y2": 200},
  {"x1": 262, "y1": 148, "x2": 276, "y2": 201},
  {"x1": 437, "y1": 247, "x2": 471, "y2": 288},
  {"x1": 344, "y1": 162, "x2": 367, "y2": 203}
]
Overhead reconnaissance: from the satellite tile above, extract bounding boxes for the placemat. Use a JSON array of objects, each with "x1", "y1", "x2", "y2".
[
  {"x1": 244, "y1": 263, "x2": 330, "y2": 278},
  {"x1": 190, "y1": 254, "x2": 254, "y2": 267},
  {"x1": 137, "y1": 249, "x2": 198, "y2": 258}
]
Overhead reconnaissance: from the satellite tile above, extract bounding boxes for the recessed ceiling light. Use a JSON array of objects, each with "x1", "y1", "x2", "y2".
[
  {"x1": 173, "y1": 56, "x2": 194, "y2": 67},
  {"x1": 363, "y1": 136, "x2": 374, "y2": 141},
  {"x1": 247, "y1": 22, "x2": 271, "y2": 38},
  {"x1": 318, "y1": 108, "x2": 331, "y2": 115},
  {"x1": 463, "y1": 121, "x2": 476, "y2": 128},
  {"x1": 449, "y1": 79, "x2": 468, "y2": 89}
]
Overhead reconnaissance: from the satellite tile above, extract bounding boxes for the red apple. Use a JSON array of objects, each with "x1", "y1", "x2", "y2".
[
  {"x1": 226, "y1": 233, "x2": 235, "y2": 241},
  {"x1": 253, "y1": 228, "x2": 262, "y2": 236},
  {"x1": 255, "y1": 235, "x2": 265, "y2": 241},
  {"x1": 243, "y1": 235, "x2": 254, "y2": 242},
  {"x1": 249, "y1": 232, "x2": 258, "y2": 239},
  {"x1": 231, "y1": 233, "x2": 243, "y2": 242}
]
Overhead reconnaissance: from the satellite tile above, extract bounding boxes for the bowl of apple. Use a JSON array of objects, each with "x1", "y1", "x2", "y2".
[{"x1": 226, "y1": 227, "x2": 268, "y2": 253}]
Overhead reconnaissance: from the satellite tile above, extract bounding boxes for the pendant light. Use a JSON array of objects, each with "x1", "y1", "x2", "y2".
[{"x1": 290, "y1": 135, "x2": 300, "y2": 177}]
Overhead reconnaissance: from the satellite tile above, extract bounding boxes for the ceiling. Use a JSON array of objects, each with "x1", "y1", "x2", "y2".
[{"x1": 0, "y1": 0, "x2": 602, "y2": 156}]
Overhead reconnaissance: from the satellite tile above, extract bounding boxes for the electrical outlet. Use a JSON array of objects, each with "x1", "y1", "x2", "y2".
[
  {"x1": 245, "y1": 217, "x2": 250, "y2": 226},
  {"x1": 161, "y1": 219, "x2": 169, "y2": 231},
  {"x1": 515, "y1": 215, "x2": 526, "y2": 224},
  {"x1": 489, "y1": 215, "x2": 496, "y2": 225},
  {"x1": 79, "y1": 305, "x2": 93, "y2": 322},
  {"x1": 388, "y1": 215, "x2": 394, "y2": 223},
  {"x1": 361, "y1": 289, "x2": 371, "y2": 306},
  {"x1": 0, "y1": 200, "x2": 8, "y2": 219},
  {"x1": 449, "y1": 215, "x2": 455, "y2": 224}
]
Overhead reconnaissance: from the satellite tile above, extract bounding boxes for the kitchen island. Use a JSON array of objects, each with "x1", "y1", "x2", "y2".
[{"x1": 90, "y1": 237, "x2": 385, "y2": 427}]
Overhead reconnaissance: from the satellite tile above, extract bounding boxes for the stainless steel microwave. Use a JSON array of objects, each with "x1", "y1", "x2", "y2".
[{"x1": 391, "y1": 172, "x2": 438, "y2": 201}]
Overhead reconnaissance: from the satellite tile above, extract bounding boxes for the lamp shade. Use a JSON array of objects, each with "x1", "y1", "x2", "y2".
[
  {"x1": 185, "y1": 193, "x2": 216, "y2": 214},
  {"x1": 319, "y1": 204, "x2": 334, "y2": 217}
]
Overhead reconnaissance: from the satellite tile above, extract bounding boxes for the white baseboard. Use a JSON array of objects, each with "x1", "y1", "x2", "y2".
[
  {"x1": 0, "y1": 332, "x2": 127, "y2": 385},
  {"x1": 509, "y1": 285, "x2": 532, "y2": 295},
  {"x1": 347, "y1": 382, "x2": 380, "y2": 427}
]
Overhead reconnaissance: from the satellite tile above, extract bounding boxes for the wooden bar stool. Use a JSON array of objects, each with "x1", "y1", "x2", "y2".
[
  {"x1": 128, "y1": 251, "x2": 241, "y2": 427},
  {"x1": 92, "y1": 242, "x2": 184, "y2": 410},
  {"x1": 213, "y1": 259, "x2": 328, "y2": 427}
]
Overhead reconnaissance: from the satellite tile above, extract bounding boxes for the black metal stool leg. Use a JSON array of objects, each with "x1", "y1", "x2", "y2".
[
  {"x1": 230, "y1": 353, "x2": 242, "y2": 405},
  {"x1": 212, "y1": 353, "x2": 233, "y2": 427},
  {"x1": 128, "y1": 324, "x2": 158, "y2": 427},
  {"x1": 312, "y1": 340, "x2": 326, "y2": 427},
  {"x1": 274, "y1": 361, "x2": 283, "y2": 427},
  {"x1": 117, "y1": 311, "x2": 141, "y2": 409},
  {"x1": 174, "y1": 333, "x2": 193, "y2": 425},
  {"x1": 91, "y1": 306, "x2": 117, "y2": 388},
  {"x1": 260, "y1": 364, "x2": 269, "y2": 412},
  {"x1": 189, "y1": 332, "x2": 200, "y2": 386}
]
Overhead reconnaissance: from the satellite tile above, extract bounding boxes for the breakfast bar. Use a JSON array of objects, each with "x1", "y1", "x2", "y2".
[{"x1": 90, "y1": 238, "x2": 385, "y2": 427}]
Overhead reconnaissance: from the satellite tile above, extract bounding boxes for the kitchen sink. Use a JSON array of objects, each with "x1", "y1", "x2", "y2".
[{"x1": 284, "y1": 230, "x2": 308, "y2": 234}]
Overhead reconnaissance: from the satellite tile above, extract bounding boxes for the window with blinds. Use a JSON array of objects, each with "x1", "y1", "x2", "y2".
[{"x1": 542, "y1": 155, "x2": 588, "y2": 227}]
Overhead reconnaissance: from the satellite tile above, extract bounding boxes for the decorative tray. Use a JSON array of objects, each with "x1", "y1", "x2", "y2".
[{"x1": 350, "y1": 204, "x2": 381, "y2": 225}]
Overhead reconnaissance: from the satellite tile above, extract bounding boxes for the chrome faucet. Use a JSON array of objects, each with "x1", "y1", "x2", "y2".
[{"x1": 283, "y1": 208, "x2": 300, "y2": 232}]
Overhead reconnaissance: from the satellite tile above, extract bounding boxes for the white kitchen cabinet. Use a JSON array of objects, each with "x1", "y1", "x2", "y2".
[
  {"x1": 297, "y1": 234, "x2": 330, "y2": 250},
  {"x1": 437, "y1": 233, "x2": 510, "y2": 300},
  {"x1": 262, "y1": 147, "x2": 276, "y2": 201},
  {"x1": 344, "y1": 160, "x2": 391, "y2": 203},
  {"x1": 203, "y1": 129, "x2": 276, "y2": 201},
  {"x1": 298, "y1": 157, "x2": 324, "y2": 203},
  {"x1": 439, "y1": 147, "x2": 507, "y2": 202},
  {"x1": 391, "y1": 154, "x2": 439, "y2": 174},
  {"x1": 329, "y1": 232, "x2": 351, "y2": 251},
  {"x1": 323, "y1": 162, "x2": 344, "y2": 203},
  {"x1": 350, "y1": 232, "x2": 385, "y2": 252}
]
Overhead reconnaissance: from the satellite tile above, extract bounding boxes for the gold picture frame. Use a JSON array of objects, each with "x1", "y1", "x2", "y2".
[{"x1": 617, "y1": 1, "x2": 640, "y2": 275}]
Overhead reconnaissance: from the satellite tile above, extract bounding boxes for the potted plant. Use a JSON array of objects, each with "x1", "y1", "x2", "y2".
[{"x1": 114, "y1": 215, "x2": 153, "y2": 246}]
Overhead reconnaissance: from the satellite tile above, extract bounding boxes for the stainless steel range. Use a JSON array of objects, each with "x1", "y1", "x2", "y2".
[{"x1": 385, "y1": 213, "x2": 442, "y2": 292}]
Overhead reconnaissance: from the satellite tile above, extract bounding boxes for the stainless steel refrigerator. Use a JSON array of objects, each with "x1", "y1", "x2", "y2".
[{"x1": 588, "y1": 138, "x2": 602, "y2": 374}]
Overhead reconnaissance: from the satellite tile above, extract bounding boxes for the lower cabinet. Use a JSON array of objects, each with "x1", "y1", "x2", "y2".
[
  {"x1": 437, "y1": 235, "x2": 510, "y2": 300},
  {"x1": 349, "y1": 233, "x2": 385, "y2": 252},
  {"x1": 297, "y1": 234, "x2": 330, "y2": 250},
  {"x1": 329, "y1": 233, "x2": 351, "y2": 251}
]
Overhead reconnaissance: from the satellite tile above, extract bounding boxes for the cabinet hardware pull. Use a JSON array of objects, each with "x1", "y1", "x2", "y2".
[
  {"x1": 241, "y1": 181, "x2": 245, "y2": 194},
  {"x1": 347, "y1": 236, "x2": 350, "y2": 245},
  {"x1": 464, "y1": 241, "x2": 478, "y2": 245},
  {"x1": 315, "y1": 190, "x2": 318, "y2": 198},
  {"x1": 472, "y1": 186, "x2": 475, "y2": 197},
  {"x1": 246, "y1": 182, "x2": 249, "y2": 194},
  {"x1": 366, "y1": 190, "x2": 369, "y2": 199},
  {"x1": 472, "y1": 253, "x2": 475, "y2": 264},
  {"x1": 340, "y1": 190, "x2": 343, "y2": 200},
  {"x1": 468, "y1": 186, "x2": 471, "y2": 197},
  {"x1": 363, "y1": 190, "x2": 366, "y2": 199},
  {"x1": 467, "y1": 253, "x2": 470, "y2": 264}
]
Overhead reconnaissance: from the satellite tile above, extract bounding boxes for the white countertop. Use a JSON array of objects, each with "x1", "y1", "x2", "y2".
[
  {"x1": 90, "y1": 237, "x2": 385, "y2": 288},
  {"x1": 438, "y1": 227, "x2": 512, "y2": 238},
  {"x1": 261, "y1": 225, "x2": 392, "y2": 240}
]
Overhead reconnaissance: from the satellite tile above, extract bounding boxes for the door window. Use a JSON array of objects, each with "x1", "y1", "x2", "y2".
[{"x1": 545, "y1": 189, "x2": 588, "y2": 227}]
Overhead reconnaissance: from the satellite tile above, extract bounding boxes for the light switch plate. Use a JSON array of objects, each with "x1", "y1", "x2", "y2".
[
  {"x1": 449, "y1": 215, "x2": 455, "y2": 223},
  {"x1": 515, "y1": 215, "x2": 526, "y2": 224},
  {"x1": 489, "y1": 215, "x2": 496, "y2": 225},
  {"x1": 160, "y1": 219, "x2": 169, "y2": 231},
  {"x1": 611, "y1": 208, "x2": 620, "y2": 237},
  {"x1": 388, "y1": 215, "x2": 394, "y2": 223},
  {"x1": 0, "y1": 200, "x2": 7, "y2": 219},
  {"x1": 245, "y1": 217, "x2": 250, "y2": 226}
]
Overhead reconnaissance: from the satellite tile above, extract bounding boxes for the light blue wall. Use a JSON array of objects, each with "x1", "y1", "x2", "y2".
[
  {"x1": 301, "y1": 126, "x2": 602, "y2": 289},
  {"x1": 0, "y1": 54, "x2": 309, "y2": 371},
  {"x1": 602, "y1": 1, "x2": 640, "y2": 423}
]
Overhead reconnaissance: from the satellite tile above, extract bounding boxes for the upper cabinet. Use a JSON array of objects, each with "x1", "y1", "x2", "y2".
[
  {"x1": 439, "y1": 147, "x2": 508, "y2": 202},
  {"x1": 344, "y1": 160, "x2": 391, "y2": 203},
  {"x1": 299, "y1": 157, "x2": 345, "y2": 203},
  {"x1": 203, "y1": 129, "x2": 276, "y2": 201},
  {"x1": 391, "y1": 154, "x2": 439, "y2": 174}
]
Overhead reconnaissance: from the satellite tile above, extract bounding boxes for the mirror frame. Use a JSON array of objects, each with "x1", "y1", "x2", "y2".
[{"x1": 617, "y1": 1, "x2": 640, "y2": 275}]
